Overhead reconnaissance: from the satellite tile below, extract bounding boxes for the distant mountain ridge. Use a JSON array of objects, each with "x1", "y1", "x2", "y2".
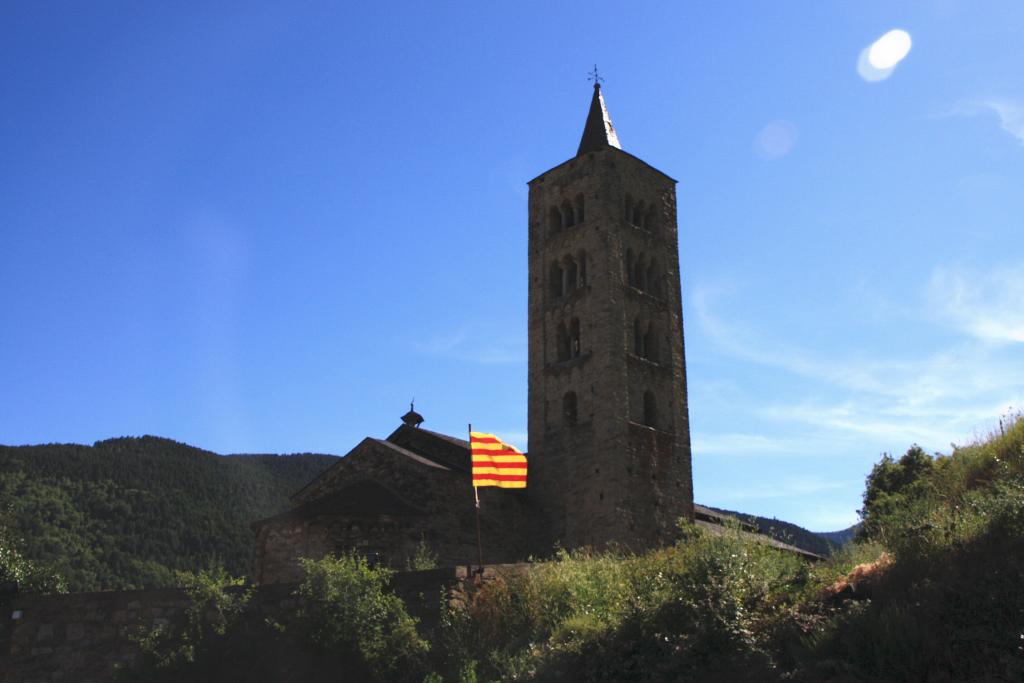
[
  {"x1": 0, "y1": 436, "x2": 338, "y2": 592},
  {"x1": 705, "y1": 506, "x2": 843, "y2": 557},
  {"x1": 815, "y1": 524, "x2": 861, "y2": 546}
]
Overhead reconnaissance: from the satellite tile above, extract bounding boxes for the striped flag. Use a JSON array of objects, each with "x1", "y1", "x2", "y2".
[{"x1": 470, "y1": 432, "x2": 527, "y2": 488}]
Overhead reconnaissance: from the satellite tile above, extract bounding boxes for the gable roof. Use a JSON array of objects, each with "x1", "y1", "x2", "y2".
[
  {"x1": 252, "y1": 479, "x2": 426, "y2": 530},
  {"x1": 384, "y1": 424, "x2": 471, "y2": 472},
  {"x1": 370, "y1": 438, "x2": 452, "y2": 470}
]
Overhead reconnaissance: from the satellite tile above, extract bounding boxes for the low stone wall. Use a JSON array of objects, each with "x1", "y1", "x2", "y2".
[{"x1": 0, "y1": 564, "x2": 528, "y2": 683}]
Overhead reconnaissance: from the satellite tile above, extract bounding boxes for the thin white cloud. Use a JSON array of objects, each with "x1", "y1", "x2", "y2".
[
  {"x1": 415, "y1": 322, "x2": 526, "y2": 364},
  {"x1": 692, "y1": 432, "x2": 821, "y2": 456},
  {"x1": 692, "y1": 275, "x2": 1024, "y2": 454},
  {"x1": 926, "y1": 263, "x2": 1024, "y2": 343},
  {"x1": 945, "y1": 99, "x2": 1024, "y2": 146}
]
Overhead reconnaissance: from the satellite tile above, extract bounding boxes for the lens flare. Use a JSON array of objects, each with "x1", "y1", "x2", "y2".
[
  {"x1": 857, "y1": 29, "x2": 912, "y2": 82},
  {"x1": 868, "y1": 29, "x2": 912, "y2": 69}
]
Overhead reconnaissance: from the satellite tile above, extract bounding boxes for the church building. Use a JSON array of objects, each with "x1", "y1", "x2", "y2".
[{"x1": 251, "y1": 82, "x2": 695, "y2": 584}]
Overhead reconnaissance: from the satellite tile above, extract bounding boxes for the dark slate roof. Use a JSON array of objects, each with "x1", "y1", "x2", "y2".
[
  {"x1": 694, "y1": 504, "x2": 756, "y2": 532},
  {"x1": 577, "y1": 83, "x2": 622, "y2": 156},
  {"x1": 693, "y1": 504, "x2": 825, "y2": 562},
  {"x1": 370, "y1": 438, "x2": 451, "y2": 470},
  {"x1": 384, "y1": 424, "x2": 471, "y2": 472},
  {"x1": 528, "y1": 145, "x2": 677, "y2": 185},
  {"x1": 252, "y1": 479, "x2": 426, "y2": 530}
]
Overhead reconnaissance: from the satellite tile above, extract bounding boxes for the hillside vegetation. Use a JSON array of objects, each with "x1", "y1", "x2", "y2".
[
  {"x1": 0, "y1": 437, "x2": 337, "y2": 592},
  {"x1": 124, "y1": 414, "x2": 1024, "y2": 681},
  {"x1": 436, "y1": 413, "x2": 1024, "y2": 681}
]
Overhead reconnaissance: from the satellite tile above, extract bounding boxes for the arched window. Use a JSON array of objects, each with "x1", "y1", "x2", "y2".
[
  {"x1": 563, "y1": 391, "x2": 578, "y2": 426},
  {"x1": 570, "y1": 318, "x2": 581, "y2": 358},
  {"x1": 550, "y1": 261, "x2": 564, "y2": 298},
  {"x1": 549, "y1": 206, "x2": 563, "y2": 234},
  {"x1": 643, "y1": 321, "x2": 658, "y2": 362},
  {"x1": 556, "y1": 322, "x2": 570, "y2": 362},
  {"x1": 626, "y1": 249, "x2": 639, "y2": 288},
  {"x1": 624, "y1": 194, "x2": 634, "y2": 222},
  {"x1": 645, "y1": 205, "x2": 657, "y2": 232},
  {"x1": 643, "y1": 391, "x2": 657, "y2": 428},
  {"x1": 565, "y1": 256, "x2": 579, "y2": 293},
  {"x1": 577, "y1": 250, "x2": 587, "y2": 286},
  {"x1": 562, "y1": 200, "x2": 575, "y2": 228},
  {"x1": 574, "y1": 193, "x2": 585, "y2": 223},
  {"x1": 645, "y1": 259, "x2": 658, "y2": 297},
  {"x1": 632, "y1": 200, "x2": 646, "y2": 227}
]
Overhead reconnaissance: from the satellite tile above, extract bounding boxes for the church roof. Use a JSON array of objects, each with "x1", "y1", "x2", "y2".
[
  {"x1": 384, "y1": 424, "x2": 471, "y2": 472},
  {"x1": 529, "y1": 84, "x2": 676, "y2": 185},
  {"x1": 369, "y1": 438, "x2": 452, "y2": 470},
  {"x1": 577, "y1": 83, "x2": 621, "y2": 156},
  {"x1": 252, "y1": 479, "x2": 426, "y2": 529}
]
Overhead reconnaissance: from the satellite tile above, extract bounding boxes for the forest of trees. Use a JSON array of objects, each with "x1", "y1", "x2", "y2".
[{"x1": 0, "y1": 436, "x2": 336, "y2": 592}]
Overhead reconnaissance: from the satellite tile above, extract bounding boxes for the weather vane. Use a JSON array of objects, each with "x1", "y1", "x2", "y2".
[{"x1": 587, "y1": 64, "x2": 604, "y2": 86}]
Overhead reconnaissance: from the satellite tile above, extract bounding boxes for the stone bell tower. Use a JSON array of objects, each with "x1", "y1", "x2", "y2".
[{"x1": 527, "y1": 82, "x2": 694, "y2": 552}]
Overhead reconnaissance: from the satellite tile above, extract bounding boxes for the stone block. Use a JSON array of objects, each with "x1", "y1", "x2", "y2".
[{"x1": 66, "y1": 622, "x2": 85, "y2": 641}]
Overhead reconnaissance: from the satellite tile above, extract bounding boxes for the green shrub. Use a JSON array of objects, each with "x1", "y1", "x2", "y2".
[
  {"x1": 0, "y1": 523, "x2": 67, "y2": 594},
  {"x1": 406, "y1": 536, "x2": 439, "y2": 571},
  {"x1": 294, "y1": 552, "x2": 428, "y2": 681},
  {"x1": 130, "y1": 568, "x2": 252, "y2": 679},
  {"x1": 440, "y1": 523, "x2": 808, "y2": 681}
]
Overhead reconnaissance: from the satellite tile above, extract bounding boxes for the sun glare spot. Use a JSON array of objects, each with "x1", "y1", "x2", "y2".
[
  {"x1": 857, "y1": 29, "x2": 912, "y2": 82},
  {"x1": 754, "y1": 120, "x2": 798, "y2": 160},
  {"x1": 869, "y1": 30, "x2": 912, "y2": 69}
]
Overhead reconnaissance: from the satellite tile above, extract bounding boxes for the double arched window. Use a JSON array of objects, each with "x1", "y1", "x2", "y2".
[
  {"x1": 624, "y1": 194, "x2": 658, "y2": 232},
  {"x1": 550, "y1": 251, "x2": 588, "y2": 299},
  {"x1": 624, "y1": 249, "x2": 660, "y2": 297},
  {"x1": 548, "y1": 194, "x2": 586, "y2": 235}
]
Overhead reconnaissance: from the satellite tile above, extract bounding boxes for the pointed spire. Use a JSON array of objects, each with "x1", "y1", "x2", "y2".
[{"x1": 577, "y1": 83, "x2": 621, "y2": 156}]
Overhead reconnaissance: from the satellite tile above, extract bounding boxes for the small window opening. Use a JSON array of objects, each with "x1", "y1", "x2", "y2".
[
  {"x1": 550, "y1": 261, "x2": 565, "y2": 298},
  {"x1": 570, "y1": 318, "x2": 581, "y2": 358},
  {"x1": 565, "y1": 257, "x2": 579, "y2": 293},
  {"x1": 643, "y1": 391, "x2": 657, "y2": 428},
  {"x1": 574, "y1": 193, "x2": 585, "y2": 223},
  {"x1": 631, "y1": 200, "x2": 646, "y2": 227},
  {"x1": 556, "y1": 322, "x2": 571, "y2": 362},
  {"x1": 562, "y1": 200, "x2": 575, "y2": 228},
  {"x1": 549, "y1": 206, "x2": 563, "y2": 234},
  {"x1": 643, "y1": 321, "x2": 658, "y2": 362},
  {"x1": 645, "y1": 259, "x2": 658, "y2": 297}
]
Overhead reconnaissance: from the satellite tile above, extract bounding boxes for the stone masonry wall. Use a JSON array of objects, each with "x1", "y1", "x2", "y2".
[
  {"x1": 254, "y1": 439, "x2": 529, "y2": 584},
  {"x1": 0, "y1": 565, "x2": 525, "y2": 683}
]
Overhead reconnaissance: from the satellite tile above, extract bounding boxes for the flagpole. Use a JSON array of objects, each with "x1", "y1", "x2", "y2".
[{"x1": 469, "y1": 423, "x2": 484, "y2": 573}]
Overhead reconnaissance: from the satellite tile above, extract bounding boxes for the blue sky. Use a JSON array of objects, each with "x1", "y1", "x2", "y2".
[{"x1": 2, "y1": 2, "x2": 1022, "y2": 531}]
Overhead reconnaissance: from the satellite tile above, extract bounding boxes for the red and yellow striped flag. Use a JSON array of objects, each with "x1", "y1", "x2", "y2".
[{"x1": 470, "y1": 432, "x2": 527, "y2": 488}]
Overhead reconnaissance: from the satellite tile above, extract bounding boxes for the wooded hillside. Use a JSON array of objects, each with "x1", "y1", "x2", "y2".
[{"x1": 0, "y1": 437, "x2": 337, "y2": 592}]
